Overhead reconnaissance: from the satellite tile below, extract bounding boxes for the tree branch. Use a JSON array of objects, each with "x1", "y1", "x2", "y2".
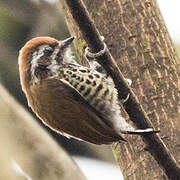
[{"x1": 62, "y1": 0, "x2": 180, "y2": 179}]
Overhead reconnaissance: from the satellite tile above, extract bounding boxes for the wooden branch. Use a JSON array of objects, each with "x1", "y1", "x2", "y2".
[{"x1": 61, "y1": 0, "x2": 180, "y2": 179}]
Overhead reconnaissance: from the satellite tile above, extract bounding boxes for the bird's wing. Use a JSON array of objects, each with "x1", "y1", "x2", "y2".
[{"x1": 31, "y1": 76, "x2": 126, "y2": 144}]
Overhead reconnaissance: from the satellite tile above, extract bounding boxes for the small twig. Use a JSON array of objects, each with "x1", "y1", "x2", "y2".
[{"x1": 63, "y1": 0, "x2": 180, "y2": 179}]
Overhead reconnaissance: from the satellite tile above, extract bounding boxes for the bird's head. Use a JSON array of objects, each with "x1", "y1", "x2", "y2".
[{"x1": 18, "y1": 36, "x2": 74, "y2": 91}]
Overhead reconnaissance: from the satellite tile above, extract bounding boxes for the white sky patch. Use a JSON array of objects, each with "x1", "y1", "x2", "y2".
[
  {"x1": 12, "y1": 160, "x2": 32, "y2": 180},
  {"x1": 157, "y1": 0, "x2": 180, "y2": 43},
  {"x1": 73, "y1": 156, "x2": 123, "y2": 180}
]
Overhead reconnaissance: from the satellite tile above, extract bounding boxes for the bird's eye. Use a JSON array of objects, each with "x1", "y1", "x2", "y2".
[{"x1": 44, "y1": 46, "x2": 54, "y2": 56}]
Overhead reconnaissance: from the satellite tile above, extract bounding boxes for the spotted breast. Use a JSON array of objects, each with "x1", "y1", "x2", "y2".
[{"x1": 56, "y1": 64, "x2": 120, "y2": 126}]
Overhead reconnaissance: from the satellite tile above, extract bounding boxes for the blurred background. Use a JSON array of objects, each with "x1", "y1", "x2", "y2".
[{"x1": 0, "y1": 0, "x2": 179, "y2": 179}]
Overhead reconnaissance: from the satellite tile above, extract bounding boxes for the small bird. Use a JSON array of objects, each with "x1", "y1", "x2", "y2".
[{"x1": 18, "y1": 36, "x2": 158, "y2": 144}]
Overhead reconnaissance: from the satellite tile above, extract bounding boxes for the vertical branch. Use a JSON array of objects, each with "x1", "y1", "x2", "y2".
[{"x1": 61, "y1": 0, "x2": 180, "y2": 179}]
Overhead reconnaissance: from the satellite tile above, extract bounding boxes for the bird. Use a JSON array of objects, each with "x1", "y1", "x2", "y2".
[{"x1": 18, "y1": 36, "x2": 158, "y2": 145}]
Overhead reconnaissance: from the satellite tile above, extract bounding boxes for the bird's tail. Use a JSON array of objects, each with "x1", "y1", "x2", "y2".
[{"x1": 121, "y1": 128, "x2": 160, "y2": 135}]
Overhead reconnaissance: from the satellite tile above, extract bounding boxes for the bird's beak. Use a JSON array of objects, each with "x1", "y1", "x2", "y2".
[{"x1": 60, "y1": 36, "x2": 75, "y2": 49}]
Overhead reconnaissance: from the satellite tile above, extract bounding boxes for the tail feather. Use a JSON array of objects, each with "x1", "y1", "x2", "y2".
[{"x1": 121, "y1": 128, "x2": 160, "y2": 135}]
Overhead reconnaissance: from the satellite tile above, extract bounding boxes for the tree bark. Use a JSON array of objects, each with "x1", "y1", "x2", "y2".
[{"x1": 61, "y1": 0, "x2": 180, "y2": 179}]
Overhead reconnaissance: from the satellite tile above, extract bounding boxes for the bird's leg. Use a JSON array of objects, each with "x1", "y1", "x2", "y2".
[
  {"x1": 84, "y1": 36, "x2": 107, "y2": 74},
  {"x1": 120, "y1": 78, "x2": 132, "y2": 104},
  {"x1": 121, "y1": 128, "x2": 160, "y2": 134},
  {"x1": 84, "y1": 36, "x2": 107, "y2": 59}
]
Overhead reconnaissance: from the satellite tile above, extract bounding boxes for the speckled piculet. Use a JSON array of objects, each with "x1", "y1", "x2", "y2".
[{"x1": 18, "y1": 36, "x2": 158, "y2": 144}]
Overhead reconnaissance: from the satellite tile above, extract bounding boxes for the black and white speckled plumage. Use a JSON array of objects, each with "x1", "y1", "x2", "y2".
[{"x1": 19, "y1": 36, "x2": 157, "y2": 144}]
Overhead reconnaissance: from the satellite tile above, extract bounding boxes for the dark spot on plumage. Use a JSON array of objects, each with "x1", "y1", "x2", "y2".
[
  {"x1": 80, "y1": 69, "x2": 87, "y2": 73},
  {"x1": 88, "y1": 84, "x2": 103, "y2": 102},
  {"x1": 63, "y1": 74, "x2": 67, "y2": 78},
  {"x1": 65, "y1": 77, "x2": 69, "y2": 82},
  {"x1": 80, "y1": 77, "x2": 84, "y2": 82},
  {"x1": 76, "y1": 76, "x2": 81, "y2": 80},
  {"x1": 79, "y1": 85, "x2": 85, "y2": 92},
  {"x1": 73, "y1": 83, "x2": 79, "y2": 88},
  {"x1": 71, "y1": 74, "x2": 76, "y2": 78},
  {"x1": 88, "y1": 75, "x2": 94, "y2": 79},
  {"x1": 72, "y1": 68, "x2": 77, "y2": 72},
  {"x1": 83, "y1": 87, "x2": 91, "y2": 97},
  {"x1": 102, "y1": 89, "x2": 109, "y2": 98},
  {"x1": 96, "y1": 84, "x2": 103, "y2": 92},
  {"x1": 92, "y1": 81, "x2": 97, "y2": 86},
  {"x1": 86, "y1": 79, "x2": 91, "y2": 85},
  {"x1": 67, "y1": 71, "x2": 73, "y2": 75},
  {"x1": 94, "y1": 74, "x2": 100, "y2": 78}
]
